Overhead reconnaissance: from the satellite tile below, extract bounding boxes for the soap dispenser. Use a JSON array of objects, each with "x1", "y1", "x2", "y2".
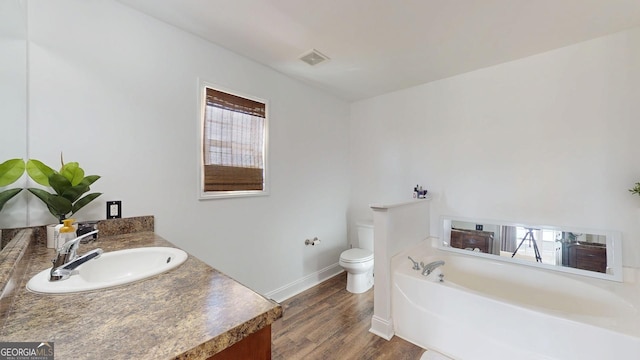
[{"x1": 57, "y1": 218, "x2": 77, "y2": 248}]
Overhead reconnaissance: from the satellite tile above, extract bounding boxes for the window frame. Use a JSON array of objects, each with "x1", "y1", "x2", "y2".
[{"x1": 198, "y1": 79, "x2": 269, "y2": 200}]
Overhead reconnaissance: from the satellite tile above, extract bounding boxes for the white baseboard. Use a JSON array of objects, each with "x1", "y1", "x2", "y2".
[
  {"x1": 420, "y1": 349, "x2": 453, "y2": 360},
  {"x1": 369, "y1": 315, "x2": 394, "y2": 340},
  {"x1": 264, "y1": 263, "x2": 344, "y2": 303}
]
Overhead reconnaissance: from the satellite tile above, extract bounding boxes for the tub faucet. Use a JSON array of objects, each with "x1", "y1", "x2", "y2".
[
  {"x1": 50, "y1": 230, "x2": 101, "y2": 281},
  {"x1": 421, "y1": 260, "x2": 445, "y2": 276},
  {"x1": 407, "y1": 256, "x2": 421, "y2": 270}
]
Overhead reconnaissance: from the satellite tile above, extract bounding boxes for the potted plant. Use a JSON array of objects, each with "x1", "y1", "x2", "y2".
[
  {"x1": 0, "y1": 158, "x2": 25, "y2": 212},
  {"x1": 26, "y1": 156, "x2": 102, "y2": 223},
  {"x1": 630, "y1": 182, "x2": 640, "y2": 197}
]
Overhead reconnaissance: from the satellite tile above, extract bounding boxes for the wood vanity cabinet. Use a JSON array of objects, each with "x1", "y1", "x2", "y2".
[
  {"x1": 450, "y1": 228, "x2": 495, "y2": 254},
  {"x1": 208, "y1": 325, "x2": 272, "y2": 360},
  {"x1": 565, "y1": 243, "x2": 607, "y2": 273}
]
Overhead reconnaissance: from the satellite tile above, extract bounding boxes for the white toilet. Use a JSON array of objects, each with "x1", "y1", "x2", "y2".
[{"x1": 339, "y1": 221, "x2": 374, "y2": 293}]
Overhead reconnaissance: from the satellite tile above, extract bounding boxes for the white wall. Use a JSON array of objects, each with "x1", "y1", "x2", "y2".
[
  {"x1": 349, "y1": 28, "x2": 640, "y2": 268},
  {"x1": 23, "y1": 0, "x2": 350, "y2": 295},
  {"x1": 7, "y1": 0, "x2": 640, "y2": 294},
  {"x1": 0, "y1": 0, "x2": 28, "y2": 228}
]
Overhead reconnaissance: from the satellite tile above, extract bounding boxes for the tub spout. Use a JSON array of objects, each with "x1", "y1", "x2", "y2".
[{"x1": 421, "y1": 260, "x2": 445, "y2": 276}]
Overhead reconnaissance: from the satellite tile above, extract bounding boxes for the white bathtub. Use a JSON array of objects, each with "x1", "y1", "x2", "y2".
[{"x1": 392, "y1": 245, "x2": 640, "y2": 360}]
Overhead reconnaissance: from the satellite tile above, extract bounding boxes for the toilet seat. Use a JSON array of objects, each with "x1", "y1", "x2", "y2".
[{"x1": 340, "y1": 248, "x2": 373, "y2": 263}]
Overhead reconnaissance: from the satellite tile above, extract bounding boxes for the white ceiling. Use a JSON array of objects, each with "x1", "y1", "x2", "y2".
[{"x1": 117, "y1": 0, "x2": 640, "y2": 101}]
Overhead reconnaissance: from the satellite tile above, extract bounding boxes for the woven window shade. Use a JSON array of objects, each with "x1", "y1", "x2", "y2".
[
  {"x1": 206, "y1": 88, "x2": 265, "y2": 118},
  {"x1": 203, "y1": 165, "x2": 263, "y2": 191},
  {"x1": 203, "y1": 88, "x2": 265, "y2": 192}
]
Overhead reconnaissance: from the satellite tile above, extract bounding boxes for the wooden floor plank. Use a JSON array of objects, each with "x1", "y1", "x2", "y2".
[{"x1": 272, "y1": 273, "x2": 426, "y2": 360}]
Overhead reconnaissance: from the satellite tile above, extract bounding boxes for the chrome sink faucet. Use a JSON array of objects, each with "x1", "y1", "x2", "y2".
[
  {"x1": 420, "y1": 260, "x2": 445, "y2": 276},
  {"x1": 50, "y1": 230, "x2": 102, "y2": 281}
]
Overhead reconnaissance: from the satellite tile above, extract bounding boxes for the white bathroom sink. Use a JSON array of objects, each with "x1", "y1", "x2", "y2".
[{"x1": 26, "y1": 247, "x2": 188, "y2": 294}]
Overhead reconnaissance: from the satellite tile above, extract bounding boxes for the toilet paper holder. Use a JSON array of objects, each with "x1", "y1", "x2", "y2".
[{"x1": 305, "y1": 237, "x2": 320, "y2": 246}]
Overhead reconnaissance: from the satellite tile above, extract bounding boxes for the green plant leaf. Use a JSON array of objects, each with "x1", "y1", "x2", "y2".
[
  {"x1": 60, "y1": 162, "x2": 84, "y2": 186},
  {"x1": 71, "y1": 192, "x2": 102, "y2": 215},
  {"x1": 61, "y1": 184, "x2": 90, "y2": 203},
  {"x1": 79, "y1": 175, "x2": 100, "y2": 187},
  {"x1": 0, "y1": 188, "x2": 22, "y2": 212},
  {"x1": 48, "y1": 194, "x2": 73, "y2": 217},
  {"x1": 28, "y1": 188, "x2": 72, "y2": 218},
  {"x1": 48, "y1": 173, "x2": 72, "y2": 196},
  {"x1": 27, "y1": 188, "x2": 53, "y2": 203},
  {"x1": 0, "y1": 159, "x2": 26, "y2": 187},
  {"x1": 26, "y1": 159, "x2": 55, "y2": 187}
]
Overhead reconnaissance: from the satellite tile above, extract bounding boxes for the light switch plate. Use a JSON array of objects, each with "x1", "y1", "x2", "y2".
[{"x1": 107, "y1": 200, "x2": 122, "y2": 219}]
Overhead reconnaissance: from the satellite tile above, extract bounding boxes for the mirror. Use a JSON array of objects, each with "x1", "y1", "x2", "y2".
[
  {"x1": 0, "y1": 0, "x2": 28, "y2": 231},
  {"x1": 441, "y1": 217, "x2": 623, "y2": 282}
]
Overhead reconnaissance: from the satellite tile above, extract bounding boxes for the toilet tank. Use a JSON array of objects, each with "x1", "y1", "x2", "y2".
[{"x1": 356, "y1": 221, "x2": 374, "y2": 251}]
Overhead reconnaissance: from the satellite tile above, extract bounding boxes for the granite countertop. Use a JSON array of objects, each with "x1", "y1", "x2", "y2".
[{"x1": 0, "y1": 231, "x2": 282, "y2": 359}]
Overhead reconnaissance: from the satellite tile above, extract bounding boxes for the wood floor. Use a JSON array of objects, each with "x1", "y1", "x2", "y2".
[{"x1": 271, "y1": 273, "x2": 426, "y2": 360}]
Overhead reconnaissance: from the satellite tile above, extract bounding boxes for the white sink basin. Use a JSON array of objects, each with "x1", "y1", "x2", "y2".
[{"x1": 26, "y1": 247, "x2": 188, "y2": 294}]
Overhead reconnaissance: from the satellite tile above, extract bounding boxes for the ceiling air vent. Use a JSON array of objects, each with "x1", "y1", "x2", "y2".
[{"x1": 300, "y1": 49, "x2": 330, "y2": 66}]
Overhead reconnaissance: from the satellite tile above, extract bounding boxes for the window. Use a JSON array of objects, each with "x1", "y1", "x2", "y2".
[{"x1": 199, "y1": 82, "x2": 268, "y2": 199}]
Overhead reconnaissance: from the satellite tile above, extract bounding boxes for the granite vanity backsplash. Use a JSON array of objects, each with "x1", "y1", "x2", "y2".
[{"x1": 1, "y1": 216, "x2": 155, "y2": 248}]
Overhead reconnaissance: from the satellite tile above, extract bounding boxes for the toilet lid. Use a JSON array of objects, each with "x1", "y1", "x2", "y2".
[{"x1": 340, "y1": 248, "x2": 373, "y2": 263}]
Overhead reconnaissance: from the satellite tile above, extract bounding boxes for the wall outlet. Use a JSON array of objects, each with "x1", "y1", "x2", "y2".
[{"x1": 107, "y1": 201, "x2": 122, "y2": 219}]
